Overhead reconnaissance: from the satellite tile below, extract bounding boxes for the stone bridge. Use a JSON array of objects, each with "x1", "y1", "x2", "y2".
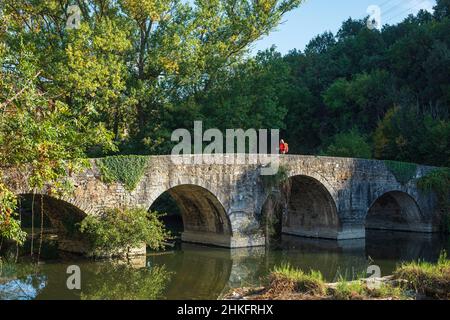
[{"x1": 1, "y1": 155, "x2": 441, "y2": 251}]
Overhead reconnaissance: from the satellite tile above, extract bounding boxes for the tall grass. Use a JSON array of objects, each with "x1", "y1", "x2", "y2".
[
  {"x1": 268, "y1": 264, "x2": 408, "y2": 300},
  {"x1": 334, "y1": 277, "x2": 365, "y2": 300},
  {"x1": 333, "y1": 275, "x2": 406, "y2": 300},
  {"x1": 270, "y1": 263, "x2": 326, "y2": 296},
  {"x1": 394, "y1": 251, "x2": 450, "y2": 299}
]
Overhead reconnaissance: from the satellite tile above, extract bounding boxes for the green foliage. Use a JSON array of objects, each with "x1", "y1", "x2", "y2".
[
  {"x1": 322, "y1": 129, "x2": 372, "y2": 159},
  {"x1": 394, "y1": 251, "x2": 450, "y2": 299},
  {"x1": 367, "y1": 283, "x2": 406, "y2": 300},
  {"x1": 81, "y1": 264, "x2": 172, "y2": 300},
  {"x1": 0, "y1": 181, "x2": 26, "y2": 245},
  {"x1": 96, "y1": 156, "x2": 150, "y2": 191},
  {"x1": 270, "y1": 263, "x2": 326, "y2": 295},
  {"x1": 374, "y1": 107, "x2": 450, "y2": 167},
  {"x1": 265, "y1": 263, "x2": 409, "y2": 300},
  {"x1": 417, "y1": 168, "x2": 450, "y2": 231},
  {"x1": 334, "y1": 278, "x2": 366, "y2": 300},
  {"x1": 261, "y1": 165, "x2": 289, "y2": 191},
  {"x1": 283, "y1": 3, "x2": 450, "y2": 165},
  {"x1": 323, "y1": 71, "x2": 392, "y2": 132},
  {"x1": 333, "y1": 277, "x2": 406, "y2": 300},
  {"x1": 79, "y1": 207, "x2": 171, "y2": 256},
  {"x1": 417, "y1": 168, "x2": 450, "y2": 195},
  {"x1": 0, "y1": 0, "x2": 304, "y2": 154},
  {"x1": 0, "y1": 45, "x2": 115, "y2": 190},
  {"x1": 2, "y1": 0, "x2": 450, "y2": 170},
  {"x1": 384, "y1": 160, "x2": 418, "y2": 185},
  {"x1": 201, "y1": 48, "x2": 291, "y2": 131},
  {"x1": 261, "y1": 196, "x2": 282, "y2": 240},
  {"x1": 0, "y1": 37, "x2": 114, "y2": 248}
]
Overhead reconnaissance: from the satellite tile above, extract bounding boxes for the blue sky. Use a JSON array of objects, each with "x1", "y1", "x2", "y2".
[{"x1": 251, "y1": 0, "x2": 437, "y2": 54}]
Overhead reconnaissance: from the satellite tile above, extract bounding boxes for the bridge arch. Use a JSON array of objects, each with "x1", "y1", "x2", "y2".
[
  {"x1": 17, "y1": 193, "x2": 89, "y2": 254},
  {"x1": 261, "y1": 171, "x2": 342, "y2": 240},
  {"x1": 366, "y1": 190, "x2": 430, "y2": 233},
  {"x1": 18, "y1": 194, "x2": 87, "y2": 236},
  {"x1": 281, "y1": 175, "x2": 341, "y2": 239},
  {"x1": 149, "y1": 184, "x2": 232, "y2": 247}
]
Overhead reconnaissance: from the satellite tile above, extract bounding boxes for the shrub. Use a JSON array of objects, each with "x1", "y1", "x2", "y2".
[
  {"x1": 384, "y1": 160, "x2": 418, "y2": 185},
  {"x1": 96, "y1": 156, "x2": 150, "y2": 191},
  {"x1": 79, "y1": 207, "x2": 171, "y2": 256}
]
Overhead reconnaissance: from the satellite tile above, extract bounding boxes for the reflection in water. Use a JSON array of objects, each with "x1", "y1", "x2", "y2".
[
  {"x1": 0, "y1": 230, "x2": 448, "y2": 300},
  {"x1": 0, "y1": 262, "x2": 47, "y2": 300},
  {"x1": 81, "y1": 264, "x2": 171, "y2": 300},
  {"x1": 365, "y1": 230, "x2": 449, "y2": 276}
]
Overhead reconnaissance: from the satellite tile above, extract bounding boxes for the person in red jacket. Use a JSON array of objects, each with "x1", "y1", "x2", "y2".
[{"x1": 280, "y1": 139, "x2": 289, "y2": 154}]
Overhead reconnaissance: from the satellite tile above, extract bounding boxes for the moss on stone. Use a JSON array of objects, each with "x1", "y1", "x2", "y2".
[
  {"x1": 384, "y1": 160, "x2": 417, "y2": 185},
  {"x1": 96, "y1": 156, "x2": 150, "y2": 191}
]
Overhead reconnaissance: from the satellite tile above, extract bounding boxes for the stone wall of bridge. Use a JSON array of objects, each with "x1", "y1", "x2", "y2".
[{"x1": 1, "y1": 155, "x2": 441, "y2": 250}]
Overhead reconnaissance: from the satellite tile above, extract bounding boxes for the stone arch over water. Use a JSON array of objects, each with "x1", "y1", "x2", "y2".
[
  {"x1": 18, "y1": 193, "x2": 89, "y2": 253},
  {"x1": 281, "y1": 175, "x2": 341, "y2": 239},
  {"x1": 149, "y1": 184, "x2": 233, "y2": 247},
  {"x1": 366, "y1": 191, "x2": 429, "y2": 233}
]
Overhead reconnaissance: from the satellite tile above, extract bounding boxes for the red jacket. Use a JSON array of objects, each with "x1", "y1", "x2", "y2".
[{"x1": 280, "y1": 142, "x2": 286, "y2": 153}]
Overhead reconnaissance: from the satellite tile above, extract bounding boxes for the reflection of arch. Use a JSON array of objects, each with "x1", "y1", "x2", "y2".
[
  {"x1": 366, "y1": 191, "x2": 429, "y2": 232},
  {"x1": 282, "y1": 175, "x2": 341, "y2": 239},
  {"x1": 150, "y1": 244, "x2": 233, "y2": 299},
  {"x1": 149, "y1": 184, "x2": 232, "y2": 247}
]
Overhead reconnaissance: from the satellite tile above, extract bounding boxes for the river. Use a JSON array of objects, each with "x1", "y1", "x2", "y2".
[{"x1": 1, "y1": 230, "x2": 448, "y2": 300}]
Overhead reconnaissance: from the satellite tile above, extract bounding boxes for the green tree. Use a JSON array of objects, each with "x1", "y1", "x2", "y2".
[
  {"x1": 201, "y1": 48, "x2": 291, "y2": 130},
  {"x1": 434, "y1": 0, "x2": 450, "y2": 20},
  {"x1": 0, "y1": 21, "x2": 115, "y2": 246},
  {"x1": 1, "y1": 0, "x2": 304, "y2": 154},
  {"x1": 374, "y1": 107, "x2": 450, "y2": 166},
  {"x1": 323, "y1": 71, "x2": 393, "y2": 134},
  {"x1": 322, "y1": 129, "x2": 372, "y2": 159}
]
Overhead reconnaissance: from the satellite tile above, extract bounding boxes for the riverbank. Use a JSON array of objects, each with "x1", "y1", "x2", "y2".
[{"x1": 223, "y1": 253, "x2": 450, "y2": 300}]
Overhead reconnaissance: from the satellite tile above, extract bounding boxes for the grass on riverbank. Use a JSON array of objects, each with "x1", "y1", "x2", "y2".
[
  {"x1": 332, "y1": 277, "x2": 406, "y2": 300},
  {"x1": 393, "y1": 251, "x2": 450, "y2": 299},
  {"x1": 269, "y1": 263, "x2": 326, "y2": 296},
  {"x1": 255, "y1": 263, "x2": 406, "y2": 300},
  {"x1": 226, "y1": 253, "x2": 450, "y2": 300}
]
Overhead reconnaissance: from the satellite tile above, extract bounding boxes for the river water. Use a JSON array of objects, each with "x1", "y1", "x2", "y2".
[{"x1": 0, "y1": 230, "x2": 449, "y2": 300}]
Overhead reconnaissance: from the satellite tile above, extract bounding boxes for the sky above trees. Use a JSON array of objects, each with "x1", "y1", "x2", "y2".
[{"x1": 254, "y1": 0, "x2": 437, "y2": 54}]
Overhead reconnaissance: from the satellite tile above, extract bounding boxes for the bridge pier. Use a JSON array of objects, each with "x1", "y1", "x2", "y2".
[
  {"x1": 182, "y1": 231, "x2": 265, "y2": 248},
  {"x1": 337, "y1": 222, "x2": 366, "y2": 240},
  {"x1": 282, "y1": 223, "x2": 365, "y2": 240}
]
